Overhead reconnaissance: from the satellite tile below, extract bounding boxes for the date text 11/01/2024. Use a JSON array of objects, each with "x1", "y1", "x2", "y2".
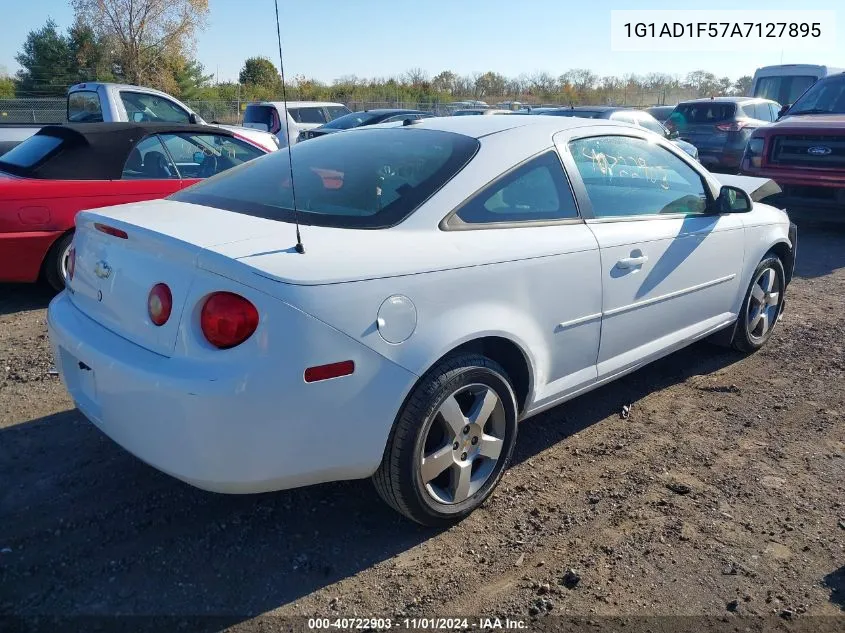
[
  {"x1": 307, "y1": 617, "x2": 527, "y2": 630},
  {"x1": 623, "y1": 22, "x2": 821, "y2": 38}
]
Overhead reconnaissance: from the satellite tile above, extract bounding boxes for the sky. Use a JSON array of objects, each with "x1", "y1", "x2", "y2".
[{"x1": 0, "y1": 0, "x2": 842, "y2": 83}]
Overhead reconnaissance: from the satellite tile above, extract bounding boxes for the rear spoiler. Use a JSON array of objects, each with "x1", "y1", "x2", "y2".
[{"x1": 713, "y1": 174, "x2": 782, "y2": 202}]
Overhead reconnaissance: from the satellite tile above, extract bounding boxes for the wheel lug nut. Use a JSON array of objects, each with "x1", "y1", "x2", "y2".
[
  {"x1": 461, "y1": 452, "x2": 468, "y2": 461},
  {"x1": 462, "y1": 425, "x2": 470, "y2": 435},
  {"x1": 471, "y1": 436, "x2": 478, "y2": 445},
  {"x1": 453, "y1": 442, "x2": 460, "y2": 450}
]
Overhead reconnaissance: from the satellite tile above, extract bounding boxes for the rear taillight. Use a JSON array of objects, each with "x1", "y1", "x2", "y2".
[
  {"x1": 200, "y1": 292, "x2": 259, "y2": 349},
  {"x1": 94, "y1": 223, "x2": 128, "y2": 239},
  {"x1": 716, "y1": 120, "x2": 751, "y2": 132},
  {"x1": 148, "y1": 283, "x2": 173, "y2": 326},
  {"x1": 67, "y1": 247, "x2": 76, "y2": 281}
]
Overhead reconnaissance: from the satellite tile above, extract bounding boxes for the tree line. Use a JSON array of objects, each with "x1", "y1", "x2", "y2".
[{"x1": 2, "y1": 0, "x2": 752, "y2": 107}]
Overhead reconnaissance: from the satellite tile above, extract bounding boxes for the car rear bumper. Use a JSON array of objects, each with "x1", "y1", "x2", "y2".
[
  {"x1": 47, "y1": 291, "x2": 417, "y2": 494},
  {"x1": 0, "y1": 230, "x2": 63, "y2": 283}
]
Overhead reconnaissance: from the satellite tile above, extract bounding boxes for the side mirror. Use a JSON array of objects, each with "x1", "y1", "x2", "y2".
[
  {"x1": 188, "y1": 112, "x2": 199, "y2": 124},
  {"x1": 718, "y1": 185, "x2": 752, "y2": 213},
  {"x1": 777, "y1": 104, "x2": 790, "y2": 118},
  {"x1": 192, "y1": 151, "x2": 205, "y2": 164},
  {"x1": 131, "y1": 111, "x2": 144, "y2": 122},
  {"x1": 667, "y1": 129, "x2": 680, "y2": 139}
]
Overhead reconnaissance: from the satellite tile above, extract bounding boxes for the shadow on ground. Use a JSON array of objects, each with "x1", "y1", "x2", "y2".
[
  {"x1": 824, "y1": 566, "x2": 845, "y2": 610},
  {"x1": 0, "y1": 336, "x2": 747, "y2": 625}
]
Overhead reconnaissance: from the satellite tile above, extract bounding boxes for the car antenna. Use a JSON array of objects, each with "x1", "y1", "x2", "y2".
[{"x1": 274, "y1": 0, "x2": 305, "y2": 254}]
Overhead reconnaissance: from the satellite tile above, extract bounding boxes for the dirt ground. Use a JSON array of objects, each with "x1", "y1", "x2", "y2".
[{"x1": 0, "y1": 223, "x2": 843, "y2": 631}]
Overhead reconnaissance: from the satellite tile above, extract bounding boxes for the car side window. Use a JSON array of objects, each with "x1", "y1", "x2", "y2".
[
  {"x1": 120, "y1": 91, "x2": 191, "y2": 123},
  {"x1": 753, "y1": 102, "x2": 772, "y2": 121},
  {"x1": 122, "y1": 135, "x2": 178, "y2": 180},
  {"x1": 454, "y1": 151, "x2": 579, "y2": 224},
  {"x1": 382, "y1": 114, "x2": 416, "y2": 123},
  {"x1": 568, "y1": 135, "x2": 709, "y2": 218},
  {"x1": 158, "y1": 133, "x2": 266, "y2": 179}
]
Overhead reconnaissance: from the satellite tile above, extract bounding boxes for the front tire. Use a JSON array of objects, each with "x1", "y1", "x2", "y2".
[
  {"x1": 43, "y1": 231, "x2": 74, "y2": 292},
  {"x1": 731, "y1": 254, "x2": 785, "y2": 353},
  {"x1": 373, "y1": 354, "x2": 518, "y2": 526}
]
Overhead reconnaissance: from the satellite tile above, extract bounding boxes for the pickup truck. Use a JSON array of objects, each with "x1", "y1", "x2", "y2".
[
  {"x1": 0, "y1": 82, "x2": 280, "y2": 156},
  {"x1": 741, "y1": 72, "x2": 845, "y2": 212}
]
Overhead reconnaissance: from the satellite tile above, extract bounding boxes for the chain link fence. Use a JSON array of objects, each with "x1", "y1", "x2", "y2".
[{"x1": 0, "y1": 89, "x2": 703, "y2": 125}]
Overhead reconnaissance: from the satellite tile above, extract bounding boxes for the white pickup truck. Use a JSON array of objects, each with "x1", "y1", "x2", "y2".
[{"x1": 0, "y1": 82, "x2": 280, "y2": 155}]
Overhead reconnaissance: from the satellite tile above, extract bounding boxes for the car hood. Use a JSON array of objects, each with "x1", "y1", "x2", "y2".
[
  {"x1": 713, "y1": 174, "x2": 782, "y2": 202},
  {"x1": 769, "y1": 113, "x2": 845, "y2": 129}
]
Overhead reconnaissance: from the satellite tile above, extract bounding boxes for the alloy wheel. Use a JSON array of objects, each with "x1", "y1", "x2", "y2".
[{"x1": 419, "y1": 383, "x2": 507, "y2": 505}]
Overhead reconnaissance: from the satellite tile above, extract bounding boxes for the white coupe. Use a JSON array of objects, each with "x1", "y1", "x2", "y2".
[{"x1": 48, "y1": 115, "x2": 797, "y2": 525}]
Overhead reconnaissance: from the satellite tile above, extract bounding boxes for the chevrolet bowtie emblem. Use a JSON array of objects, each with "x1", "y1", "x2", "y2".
[{"x1": 94, "y1": 260, "x2": 112, "y2": 279}]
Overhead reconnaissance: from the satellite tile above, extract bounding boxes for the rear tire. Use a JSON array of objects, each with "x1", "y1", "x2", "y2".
[
  {"x1": 43, "y1": 231, "x2": 73, "y2": 292},
  {"x1": 373, "y1": 354, "x2": 518, "y2": 526},
  {"x1": 731, "y1": 254, "x2": 785, "y2": 353}
]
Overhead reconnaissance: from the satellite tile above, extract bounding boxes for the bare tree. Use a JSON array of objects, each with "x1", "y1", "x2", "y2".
[
  {"x1": 403, "y1": 67, "x2": 428, "y2": 87},
  {"x1": 527, "y1": 71, "x2": 556, "y2": 98},
  {"x1": 72, "y1": 0, "x2": 209, "y2": 85}
]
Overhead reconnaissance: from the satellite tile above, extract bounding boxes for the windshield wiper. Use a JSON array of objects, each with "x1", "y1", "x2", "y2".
[{"x1": 786, "y1": 108, "x2": 837, "y2": 115}]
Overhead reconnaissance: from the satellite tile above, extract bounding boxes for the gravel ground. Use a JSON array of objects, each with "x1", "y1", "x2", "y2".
[{"x1": 0, "y1": 223, "x2": 843, "y2": 631}]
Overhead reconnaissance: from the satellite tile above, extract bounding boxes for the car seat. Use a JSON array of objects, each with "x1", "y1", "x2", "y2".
[{"x1": 142, "y1": 151, "x2": 173, "y2": 178}]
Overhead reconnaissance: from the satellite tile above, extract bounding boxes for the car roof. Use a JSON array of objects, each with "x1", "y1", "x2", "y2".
[
  {"x1": 373, "y1": 113, "x2": 630, "y2": 139},
  {"x1": 357, "y1": 109, "x2": 427, "y2": 115},
  {"x1": 0, "y1": 122, "x2": 235, "y2": 180},
  {"x1": 251, "y1": 101, "x2": 346, "y2": 108},
  {"x1": 678, "y1": 97, "x2": 770, "y2": 104}
]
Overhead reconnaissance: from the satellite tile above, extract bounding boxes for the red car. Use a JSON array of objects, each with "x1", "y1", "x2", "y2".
[{"x1": 0, "y1": 122, "x2": 269, "y2": 290}]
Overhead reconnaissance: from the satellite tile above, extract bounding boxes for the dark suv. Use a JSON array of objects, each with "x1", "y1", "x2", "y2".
[{"x1": 666, "y1": 97, "x2": 780, "y2": 172}]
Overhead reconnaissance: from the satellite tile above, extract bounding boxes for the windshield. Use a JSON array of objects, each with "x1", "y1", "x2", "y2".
[
  {"x1": 326, "y1": 105, "x2": 352, "y2": 120},
  {"x1": 322, "y1": 111, "x2": 382, "y2": 130},
  {"x1": 754, "y1": 75, "x2": 817, "y2": 105},
  {"x1": 788, "y1": 74, "x2": 845, "y2": 114},
  {"x1": 170, "y1": 128, "x2": 480, "y2": 229},
  {"x1": 288, "y1": 107, "x2": 328, "y2": 124},
  {"x1": 0, "y1": 134, "x2": 64, "y2": 170}
]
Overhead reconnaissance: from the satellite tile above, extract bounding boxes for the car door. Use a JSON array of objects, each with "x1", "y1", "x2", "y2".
[
  {"x1": 558, "y1": 129, "x2": 745, "y2": 379},
  {"x1": 443, "y1": 150, "x2": 603, "y2": 408}
]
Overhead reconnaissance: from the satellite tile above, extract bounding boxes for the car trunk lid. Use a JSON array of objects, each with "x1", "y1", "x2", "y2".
[{"x1": 67, "y1": 199, "x2": 297, "y2": 356}]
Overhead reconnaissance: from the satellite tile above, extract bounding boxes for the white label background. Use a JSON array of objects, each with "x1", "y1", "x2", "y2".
[{"x1": 610, "y1": 10, "x2": 837, "y2": 52}]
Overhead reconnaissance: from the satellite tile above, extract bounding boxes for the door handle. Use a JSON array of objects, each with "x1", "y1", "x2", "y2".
[{"x1": 616, "y1": 255, "x2": 648, "y2": 269}]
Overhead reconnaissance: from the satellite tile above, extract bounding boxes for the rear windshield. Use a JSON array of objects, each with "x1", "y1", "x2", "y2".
[
  {"x1": 754, "y1": 75, "x2": 817, "y2": 105},
  {"x1": 322, "y1": 111, "x2": 381, "y2": 130},
  {"x1": 67, "y1": 90, "x2": 103, "y2": 122},
  {"x1": 170, "y1": 128, "x2": 480, "y2": 229},
  {"x1": 288, "y1": 107, "x2": 327, "y2": 124},
  {"x1": 0, "y1": 134, "x2": 64, "y2": 170},
  {"x1": 671, "y1": 102, "x2": 737, "y2": 124},
  {"x1": 244, "y1": 105, "x2": 275, "y2": 127}
]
